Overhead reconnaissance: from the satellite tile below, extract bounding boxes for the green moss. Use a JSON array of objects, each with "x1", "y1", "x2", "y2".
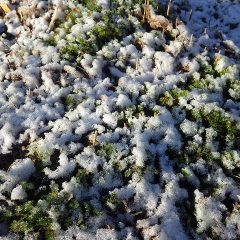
[
  {"x1": 44, "y1": 35, "x2": 57, "y2": 46},
  {"x1": 62, "y1": 217, "x2": 74, "y2": 230},
  {"x1": 199, "y1": 61, "x2": 215, "y2": 78},
  {"x1": 45, "y1": 182, "x2": 64, "y2": 205},
  {"x1": 90, "y1": 6, "x2": 129, "y2": 49},
  {"x1": 64, "y1": 7, "x2": 83, "y2": 27},
  {"x1": 124, "y1": 165, "x2": 143, "y2": 178},
  {"x1": 159, "y1": 88, "x2": 189, "y2": 107},
  {"x1": 170, "y1": 88, "x2": 189, "y2": 98},
  {"x1": 3, "y1": 180, "x2": 86, "y2": 237},
  {"x1": 97, "y1": 143, "x2": 115, "y2": 158},
  {"x1": 211, "y1": 56, "x2": 231, "y2": 77},
  {"x1": 83, "y1": 201, "x2": 102, "y2": 217},
  {"x1": 221, "y1": 151, "x2": 235, "y2": 162},
  {"x1": 63, "y1": 95, "x2": 80, "y2": 110},
  {"x1": 132, "y1": 0, "x2": 158, "y2": 8},
  {"x1": 60, "y1": 44, "x2": 79, "y2": 61},
  {"x1": 199, "y1": 146, "x2": 214, "y2": 162},
  {"x1": 188, "y1": 107, "x2": 236, "y2": 148},
  {"x1": 44, "y1": 230, "x2": 55, "y2": 240},
  {"x1": 125, "y1": 105, "x2": 137, "y2": 114},
  {"x1": 188, "y1": 108, "x2": 201, "y2": 121},
  {"x1": 152, "y1": 106, "x2": 161, "y2": 115},
  {"x1": 113, "y1": 161, "x2": 121, "y2": 172},
  {"x1": 203, "y1": 110, "x2": 233, "y2": 134},
  {"x1": 181, "y1": 168, "x2": 192, "y2": 177},
  {"x1": 186, "y1": 74, "x2": 207, "y2": 90},
  {"x1": 75, "y1": 37, "x2": 96, "y2": 54},
  {"x1": 225, "y1": 78, "x2": 240, "y2": 100},
  {"x1": 7, "y1": 201, "x2": 52, "y2": 234},
  {"x1": 81, "y1": 0, "x2": 102, "y2": 12},
  {"x1": 103, "y1": 192, "x2": 118, "y2": 205},
  {"x1": 76, "y1": 168, "x2": 89, "y2": 186},
  {"x1": 10, "y1": 220, "x2": 31, "y2": 233},
  {"x1": 159, "y1": 91, "x2": 174, "y2": 107},
  {"x1": 179, "y1": 153, "x2": 190, "y2": 164},
  {"x1": 138, "y1": 104, "x2": 145, "y2": 112},
  {"x1": 28, "y1": 148, "x2": 48, "y2": 162},
  {"x1": 56, "y1": 0, "x2": 131, "y2": 62},
  {"x1": 20, "y1": 181, "x2": 35, "y2": 190},
  {"x1": 27, "y1": 147, "x2": 50, "y2": 172},
  {"x1": 202, "y1": 64, "x2": 215, "y2": 76},
  {"x1": 68, "y1": 198, "x2": 80, "y2": 209},
  {"x1": 91, "y1": 22, "x2": 122, "y2": 47},
  {"x1": 173, "y1": 144, "x2": 215, "y2": 165},
  {"x1": 219, "y1": 66, "x2": 231, "y2": 76}
]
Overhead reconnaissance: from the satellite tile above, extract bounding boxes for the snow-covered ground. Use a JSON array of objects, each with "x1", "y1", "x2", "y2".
[
  {"x1": 0, "y1": 0, "x2": 239, "y2": 239},
  {"x1": 165, "y1": 0, "x2": 240, "y2": 48}
]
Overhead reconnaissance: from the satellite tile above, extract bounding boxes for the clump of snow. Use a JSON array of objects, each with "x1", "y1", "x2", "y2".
[
  {"x1": 153, "y1": 52, "x2": 175, "y2": 77},
  {"x1": 0, "y1": 158, "x2": 35, "y2": 193},
  {"x1": 11, "y1": 185, "x2": 27, "y2": 200},
  {"x1": 180, "y1": 119, "x2": 198, "y2": 137},
  {"x1": 44, "y1": 153, "x2": 76, "y2": 179},
  {"x1": 116, "y1": 94, "x2": 132, "y2": 108},
  {"x1": 102, "y1": 113, "x2": 118, "y2": 129},
  {"x1": 76, "y1": 147, "x2": 103, "y2": 172},
  {"x1": 194, "y1": 189, "x2": 226, "y2": 234}
]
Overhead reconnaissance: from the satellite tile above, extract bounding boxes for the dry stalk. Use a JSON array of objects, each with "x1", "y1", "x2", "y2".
[
  {"x1": 49, "y1": 6, "x2": 60, "y2": 31},
  {"x1": 122, "y1": 200, "x2": 131, "y2": 213},
  {"x1": 143, "y1": 0, "x2": 173, "y2": 32},
  {"x1": 135, "y1": 59, "x2": 140, "y2": 70},
  {"x1": 5, "y1": 93, "x2": 17, "y2": 108},
  {"x1": 189, "y1": 34, "x2": 193, "y2": 46},
  {"x1": 0, "y1": 3, "x2": 11, "y2": 15},
  {"x1": 132, "y1": 211, "x2": 143, "y2": 217},
  {"x1": 189, "y1": 9, "x2": 193, "y2": 21},
  {"x1": 167, "y1": 0, "x2": 172, "y2": 16},
  {"x1": 143, "y1": 0, "x2": 150, "y2": 22},
  {"x1": 90, "y1": 130, "x2": 98, "y2": 146}
]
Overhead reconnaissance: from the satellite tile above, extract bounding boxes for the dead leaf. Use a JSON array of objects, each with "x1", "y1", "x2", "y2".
[
  {"x1": 134, "y1": 38, "x2": 145, "y2": 50},
  {"x1": 148, "y1": 16, "x2": 171, "y2": 30}
]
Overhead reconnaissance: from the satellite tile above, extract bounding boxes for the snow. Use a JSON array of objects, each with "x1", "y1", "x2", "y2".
[
  {"x1": 0, "y1": 158, "x2": 35, "y2": 193},
  {"x1": 153, "y1": 52, "x2": 175, "y2": 77},
  {"x1": 180, "y1": 119, "x2": 198, "y2": 137},
  {"x1": 194, "y1": 189, "x2": 226, "y2": 234},
  {"x1": 11, "y1": 185, "x2": 27, "y2": 200},
  {"x1": 44, "y1": 153, "x2": 76, "y2": 179},
  {"x1": 116, "y1": 94, "x2": 132, "y2": 108},
  {"x1": 76, "y1": 147, "x2": 103, "y2": 172},
  {"x1": 0, "y1": 0, "x2": 239, "y2": 239}
]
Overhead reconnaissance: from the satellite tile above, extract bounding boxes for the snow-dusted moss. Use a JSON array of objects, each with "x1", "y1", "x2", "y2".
[{"x1": 0, "y1": 0, "x2": 240, "y2": 239}]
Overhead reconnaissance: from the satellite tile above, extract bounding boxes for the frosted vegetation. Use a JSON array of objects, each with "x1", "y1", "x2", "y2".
[{"x1": 0, "y1": 0, "x2": 239, "y2": 239}]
